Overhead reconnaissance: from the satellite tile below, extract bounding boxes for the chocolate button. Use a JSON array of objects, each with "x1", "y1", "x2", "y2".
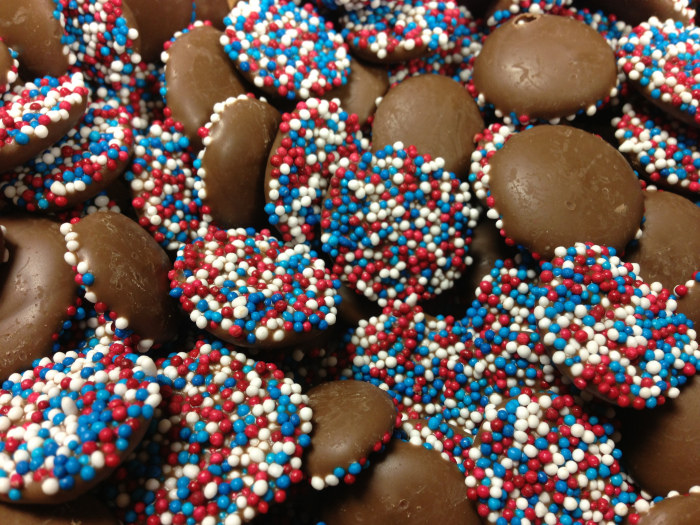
[
  {"x1": 163, "y1": 23, "x2": 248, "y2": 149},
  {"x1": 488, "y1": 125, "x2": 643, "y2": 259},
  {"x1": 304, "y1": 380, "x2": 397, "y2": 489},
  {"x1": 195, "y1": 0, "x2": 232, "y2": 30},
  {"x1": 628, "y1": 494, "x2": 700, "y2": 525},
  {"x1": 473, "y1": 14, "x2": 618, "y2": 121},
  {"x1": 578, "y1": 0, "x2": 694, "y2": 26},
  {"x1": 0, "y1": 214, "x2": 76, "y2": 380},
  {"x1": 322, "y1": 56, "x2": 389, "y2": 129},
  {"x1": 319, "y1": 439, "x2": 481, "y2": 525},
  {"x1": 619, "y1": 376, "x2": 700, "y2": 496},
  {"x1": 125, "y1": 0, "x2": 194, "y2": 63},
  {"x1": 0, "y1": 496, "x2": 119, "y2": 525},
  {"x1": 198, "y1": 95, "x2": 281, "y2": 229},
  {"x1": 372, "y1": 74, "x2": 484, "y2": 179},
  {"x1": 625, "y1": 190, "x2": 700, "y2": 291},
  {"x1": 0, "y1": 0, "x2": 70, "y2": 79},
  {"x1": 69, "y1": 211, "x2": 178, "y2": 345}
]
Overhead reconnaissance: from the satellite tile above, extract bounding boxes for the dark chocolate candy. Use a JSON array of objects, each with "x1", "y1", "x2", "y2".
[
  {"x1": 319, "y1": 438, "x2": 481, "y2": 525},
  {"x1": 322, "y1": 56, "x2": 389, "y2": 129},
  {"x1": 372, "y1": 74, "x2": 484, "y2": 179},
  {"x1": 577, "y1": 0, "x2": 694, "y2": 26},
  {"x1": 304, "y1": 380, "x2": 397, "y2": 487},
  {"x1": 625, "y1": 190, "x2": 700, "y2": 291},
  {"x1": 488, "y1": 125, "x2": 643, "y2": 259},
  {"x1": 0, "y1": 496, "x2": 119, "y2": 525},
  {"x1": 71, "y1": 211, "x2": 178, "y2": 344},
  {"x1": 0, "y1": 0, "x2": 70, "y2": 79},
  {"x1": 619, "y1": 375, "x2": 700, "y2": 496},
  {"x1": 195, "y1": 0, "x2": 232, "y2": 30},
  {"x1": 0, "y1": 214, "x2": 76, "y2": 381},
  {"x1": 198, "y1": 96, "x2": 281, "y2": 230},
  {"x1": 473, "y1": 13, "x2": 618, "y2": 121},
  {"x1": 164, "y1": 23, "x2": 248, "y2": 149},
  {"x1": 628, "y1": 494, "x2": 700, "y2": 525},
  {"x1": 125, "y1": 0, "x2": 194, "y2": 63}
]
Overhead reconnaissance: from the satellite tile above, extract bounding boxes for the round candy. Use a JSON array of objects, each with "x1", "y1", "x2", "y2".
[
  {"x1": 125, "y1": 0, "x2": 194, "y2": 63},
  {"x1": 197, "y1": 95, "x2": 281, "y2": 230},
  {"x1": 537, "y1": 243, "x2": 700, "y2": 409},
  {"x1": 484, "y1": 125, "x2": 644, "y2": 259},
  {"x1": 169, "y1": 226, "x2": 341, "y2": 348},
  {"x1": 580, "y1": 0, "x2": 694, "y2": 27},
  {"x1": 625, "y1": 189, "x2": 700, "y2": 291},
  {"x1": 626, "y1": 491, "x2": 700, "y2": 524},
  {"x1": 372, "y1": 74, "x2": 484, "y2": 179},
  {"x1": 162, "y1": 22, "x2": 248, "y2": 149},
  {"x1": 473, "y1": 14, "x2": 619, "y2": 123},
  {"x1": 321, "y1": 143, "x2": 479, "y2": 305},
  {"x1": 0, "y1": 496, "x2": 119, "y2": 525},
  {"x1": 222, "y1": 0, "x2": 350, "y2": 100},
  {"x1": 0, "y1": 214, "x2": 77, "y2": 380},
  {"x1": 617, "y1": 18, "x2": 700, "y2": 128},
  {"x1": 105, "y1": 338, "x2": 312, "y2": 525},
  {"x1": 0, "y1": 74, "x2": 88, "y2": 173},
  {"x1": 62, "y1": 210, "x2": 179, "y2": 349},
  {"x1": 265, "y1": 98, "x2": 361, "y2": 246},
  {"x1": 304, "y1": 380, "x2": 397, "y2": 490},
  {"x1": 0, "y1": 0, "x2": 71, "y2": 79},
  {"x1": 319, "y1": 438, "x2": 481, "y2": 525},
  {"x1": 619, "y1": 376, "x2": 700, "y2": 496},
  {"x1": 0, "y1": 338, "x2": 161, "y2": 502},
  {"x1": 1, "y1": 98, "x2": 134, "y2": 211}
]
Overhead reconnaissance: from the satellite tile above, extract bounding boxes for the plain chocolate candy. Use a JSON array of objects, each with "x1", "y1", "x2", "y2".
[
  {"x1": 625, "y1": 190, "x2": 700, "y2": 291},
  {"x1": 319, "y1": 439, "x2": 481, "y2": 525},
  {"x1": 304, "y1": 380, "x2": 397, "y2": 484},
  {"x1": 199, "y1": 97, "x2": 281, "y2": 229},
  {"x1": 125, "y1": 0, "x2": 193, "y2": 63},
  {"x1": 488, "y1": 125, "x2": 643, "y2": 259},
  {"x1": 0, "y1": 496, "x2": 119, "y2": 525},
  {"x1": 473, "y1": 14, "x2": 618, "y2": 121},
  {"x1": 372, "y1": 75, "x2": 484, "y2": 179},
  {"x1": 0, "y1": 0, "x2": 70, "y2": 78},
  {"x1": 72, "y1": 211, "x2": 178, "y2": 344},
  {"x1": 626, "y1": 494, "x2": 700, "y2": 525},
  {"x1": 619, "y1": 376, "x2": 700, "y2": 496},
  {"x1": 164, "y1": 24, "x2": 248, "y2": 149},
  {"x1": 0, "y1": 215, "x2": 76, "y2": 381}
]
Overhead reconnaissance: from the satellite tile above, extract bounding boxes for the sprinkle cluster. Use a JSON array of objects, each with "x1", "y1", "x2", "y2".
[
  {"x1": 617, "y1": 18, "x2": 700, "y2": 127},
  {"x1": 468, "y1": 123, "x2": 519, "y2": 204},
  {"x1": 485, "y1": 0, "x2": 573, "y2": 28},
  {"x1": 222, "y1": 0, "x2": 351, "y2": 100},
  {"x1": 103, "y1": 338, "x2": 312, "y2": 525},
  {"x1": 265, "y1": 98, "x2": 360, "y2": 245},
  {"x1": 0, "y1": 338, "x2": 160, "y2": 501},
  {"x1": 321, "y1": 142, "x2": 478, "y2": 305},
  {"x1": 537, "y1": 243, "x2": 700, "y2": 409},
  {"x1": 169, "y1": 227, "x2": 341, "y2": 348},
  {"x1": 399, "y1": 416, "x2": 473, "y2": 474},
  {"x1": 2, "y1": 98, "x2": 133, "y2": 210}
]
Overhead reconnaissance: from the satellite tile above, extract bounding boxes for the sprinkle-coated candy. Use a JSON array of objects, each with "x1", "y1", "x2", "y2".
[
  {"x1": 265, "y1": 97, "x2": 361, "y2": 245},
  {"x1": 469, "y1": 122, "x2": 520, "y2": 204},
  {"x1": 222, "y1": 0, "x2": 351, "y2": 100},
  {"x1": 485, "y1": 0, "x2": 573, "y2": 28},
  {"x1": 399, "y1": 416, "x2": 473, "y2": 474},
  {"x1": 321, "y1": 142, "x2": 478, "y2": 305},
  {"x1": 169, "y1": 227, "x2": 341, "y2": 348}
]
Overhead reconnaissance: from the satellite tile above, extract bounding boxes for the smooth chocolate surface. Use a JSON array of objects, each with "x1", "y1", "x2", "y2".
[
  {"x1": 473, "y1": 14, "x2": 618, "y2": 121},
  {"x1": 0, "y1": 215, "x2": 76, "y2": 381},
  {"x1": 619, "y1": 375, "x2": 700, "y2": 496},
  {"x1": 488, "y1": 125, "x2": 643, "y2": 259},
  {"x1": 165, "y1": 24, "x2": 248, "y2": 148},
  {"x1": 304, "y1": 380, "x2": 397, "y2": 480},
  {"x1": 199, "y1": 97, "x2": 280, "y2": 229},
  {"x1": 0, "y1": 0, "x2": 69, "y2": 78},
  {"x1": 319, "y1": 439, "x2": 481, "y2": 525},
  {"x1": 73, "y1": 211, "x2": 178, "y2": 343},
  {"x1": 578, "y1": 0, "x2": 694, "y2": 26},
  {"x1": 196, "y1": 0, "x2": 233, "y2": 30},
  {"x1": 0, "y1": 496, "x2": 119, "y2": 525},
  {"x1": 627, "y1": 494, "x2": 700, "y2": 525},
  {"x1": 125, "y1": 0, "x2": 194, "y2": 63},
  {"x1": 372, "y1": 74, "x2": 484, "y2": 179},
  {"x1": 625, "y1": 190, "x2": 700, "y2": 291}
]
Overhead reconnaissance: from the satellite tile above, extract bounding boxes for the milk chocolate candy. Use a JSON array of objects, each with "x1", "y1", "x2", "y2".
[
  {"x1": 0, "y1": 0, "x2": 70, "y2": 79},
  {"x1": 0, "y1": 214, "x2": 76, "y2": 381},
  {"x1": 372, "y1": 74, "x2": 484, "y2": 179},
  {"x1": 627, "y1": 493, "x2": 700, "y2": 525},
  {"x1": 125, "y1": 0, "x2": 194, "y2": 63},
  {"x1": 163, "y1": 23, "x2": 248, "y2": 149},
  {"x1": 304, "y1": 380, "x2": 397, "y2": 489},
  {"x1": 488, "y1": 125, "x2": 643, "y2": 259},
  {"x1": 195, "y1": 0, "x2": 232, "y2": 30},
  {"x1": 319, "y1": 439, "x2": 481, "y2": 525},
  {"x1": 578, "y1": 0, "x2": 694, "y2": 26},
  {"x1": 68, "y1": 211, "x2": 179, "y2": 345},
  {"x1": 619, "y1": 376, "x2": 700, "y2": 496},
  {"x1": 0, "y1": 496, "x2": 119, "y2": 525},
  {"x1": 625, "y1": 190, "x2": 700, "y2": 290},
  {"x1": 473, "y1": 13, "x2": 618, "y2": 121},
  {"x1": 198, "y1": 96, "x2": 281, "y2": 230}
]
